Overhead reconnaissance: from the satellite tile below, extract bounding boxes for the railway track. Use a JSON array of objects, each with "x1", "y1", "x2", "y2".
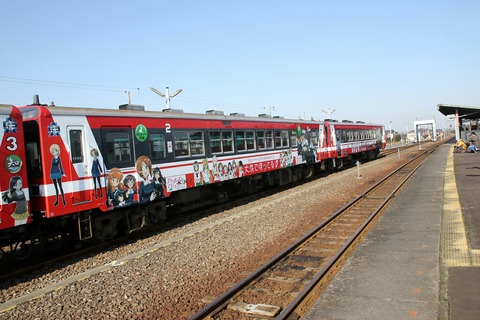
[
  {"x1": 380, "y1": 144, "x2": 417, "y2": 156},
  {"x1": 0, "y1": 145, "x2": 413, "y2": 278},
  {"x1": 190, "y1": 142, "x2": 439, "y2": 319},
  {"x1": 0, "y1": 170, "x2": 323, "y2": 283}
]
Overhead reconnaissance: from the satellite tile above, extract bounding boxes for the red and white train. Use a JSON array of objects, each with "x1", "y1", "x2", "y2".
[{"x1": 0, "y1": 96, "x2": 385, "y2": 253}]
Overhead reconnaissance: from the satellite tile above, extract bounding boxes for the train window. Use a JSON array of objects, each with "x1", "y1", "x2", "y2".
[
  {"x1": 210, "y1": 131, "x2": 233, "y2": 154},
  {"x1": 173, "y1": 131, "x2": 189, "y2": 158},
  {"x1": 310, "y1": 130, "x2": 318, "y2": 146},
  {"x1": 246, "y1": 130, "x2": 256, "y2": 150},
  {"x1": 256, "y1": 130, "x2": 274, "y2": 150},
  {"x1": 173, "y1": 130, "x2": 205, "y2": 158},
  {"x1": 266, "y1": 130, "x2": 274, "y2": 149},
  {"x1": 348, "y1": 131, "x2": 353, "y2": 142},
  {"x1": 291, "y1": 130, "x2": 298, "y2": 148},
  {"x1": 222, "y1": 131, "x2": 233, "y2": 153},
  {"x1": 105, "y1": 131, "x2": 132, "y2": 164},
  {"x1": 209, "y1": 131, "x2": 222, "y2": 154},
  {"x1": 69, "y1": 129, "x2": 84, "y2": 164},
  {"x1": 189, "y1": 131, "x2": 205, "y2": 156},
  {"x1": 150, "y1": 133, "x2": 167, "y2": 160},
  {"x1": 235, "y1": 131, "x2": 247, "y2": 152},
  {"x1": 237, "y1": 130, "x2": 256, "y2": 152},
  {"x1": 335, "y1": 130, "x2": 342, "y2": 142},
  {"x1": 257, "y1": 131, "x2": 266, "y2": 149},
  {"x1": 275, "y1": 130, "x2": 289, "y2": 148}
]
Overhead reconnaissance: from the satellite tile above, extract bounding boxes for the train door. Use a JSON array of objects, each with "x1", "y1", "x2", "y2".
[
  {"x1": 330, "y1": 124, "x2": 339, "y2": 157},
  {"x1": 67, "y1": 126, "x2": 91, "y2": 204}
]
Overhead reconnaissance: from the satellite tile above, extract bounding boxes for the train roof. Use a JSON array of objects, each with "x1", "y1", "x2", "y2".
[
  {"x1": 324, "y1": 119, "x2": 383, "y2": 127},
  {"x1": 19, "y1": 103, "x2": 324, "y2": 125},
  {"x1": 15, "y1": 96, "x2": 383, "y2": 128}
]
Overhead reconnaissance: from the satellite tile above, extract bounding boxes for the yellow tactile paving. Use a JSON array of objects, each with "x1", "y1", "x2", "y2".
[{"x1": 442, "y1": 146, "x2": 480, "y2": 267}]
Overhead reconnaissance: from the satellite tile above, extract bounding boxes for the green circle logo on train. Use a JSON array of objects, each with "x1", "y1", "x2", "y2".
[
  {"x1": 135, "y1": 124, "x2": 148, "y2": 142},
  {"x1": 5, "y1": 154, "x2": 22, "y2": 174}
]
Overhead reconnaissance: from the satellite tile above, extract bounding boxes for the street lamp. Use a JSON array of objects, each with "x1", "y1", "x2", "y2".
[
  {"x1": 150, "y1": 86, "x2": 183, "y2": 109},
  {"x1": 321, "y1": 108, "x2": 336, "y2": 119}
]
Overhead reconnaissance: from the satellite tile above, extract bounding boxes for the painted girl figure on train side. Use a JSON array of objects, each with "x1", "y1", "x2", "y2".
[
  {"x1": 201, "y1": 158, "x2": 213, "y2": 185},
  {"x1": 2, "y1": 176, "x2": 29, "y2": 226},
  {"x1": 152, "y1": 167, "x2": 166, "y2": 198},
  {"x1": 123, "y1": 174, "x2": 137, "y2": 204},
  {"x1": 90, "y1": 148, "x2": 103, "y2": 199},
  {"x1": 136, "y1": 155, "x2": 157, "y2": 203},
  {"x1": 50, "y1": 144, "x2": 67, "y2": 206},
  {"x1": 107, "y1": 168, "x2": 124, "y2": 208}
]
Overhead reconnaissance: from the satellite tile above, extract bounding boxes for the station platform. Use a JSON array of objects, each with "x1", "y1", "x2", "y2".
[{"x1": 303, "y1": 142, "x2": 480, "y2": 320}]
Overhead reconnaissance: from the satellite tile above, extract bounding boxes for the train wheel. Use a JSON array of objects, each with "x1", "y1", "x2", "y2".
[
  {"x1": 320, "y1": 161, "x2": 326, "y2": 171},
  {"x1": 305, "y1": 166, "x2": 314, "y2": 178},
  {"x1": 216, "y1": 191, "x2": 229, "y2": 203},
  {"x1": 92, "y1": 217, "x2": 115, "y2": 242},
  {"x1": 146, "y1": 201, "x2": 167, "y2": 225},
  {"x1": 326, "y1": 160, "x2": 335, "y2": 172},
  {"x1": 0, "y1": 236, "x2": 34, "y2": 262},
  {"x1": 337, "y1": 158, "x2": 344, "y2": 169}
]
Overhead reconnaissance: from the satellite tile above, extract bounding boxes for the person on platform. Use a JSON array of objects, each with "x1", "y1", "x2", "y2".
[{"x1": 467, "y1": 132, "x2": 480, "y2": 153}]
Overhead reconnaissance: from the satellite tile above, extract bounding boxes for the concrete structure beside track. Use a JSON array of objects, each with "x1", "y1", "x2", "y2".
[{"x1": 303, "y1": 142, "x2": 480, "y2": 320}]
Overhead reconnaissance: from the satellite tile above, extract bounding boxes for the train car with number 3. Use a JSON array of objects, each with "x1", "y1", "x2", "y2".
[
  {"x1": 0, "y1": 104, "x2": 31, "y2": 251},
  {"x1": 0, "y1": 96, "x2": 385, "y2": 257}
]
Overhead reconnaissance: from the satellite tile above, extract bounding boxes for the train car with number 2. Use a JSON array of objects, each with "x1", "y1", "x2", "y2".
[{"x1": 1, "y1": 95, "x2": 385, "y2": 257}]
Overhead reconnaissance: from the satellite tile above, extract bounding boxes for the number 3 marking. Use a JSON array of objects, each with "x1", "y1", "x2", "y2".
[{"x1": 6, "y1": 136, "x2": 18, "y2": 151}]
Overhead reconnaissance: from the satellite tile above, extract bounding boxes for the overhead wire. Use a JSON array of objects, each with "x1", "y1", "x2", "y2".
[{"x1": 0, "y1": 75, "x2": 266, "y2": 110}]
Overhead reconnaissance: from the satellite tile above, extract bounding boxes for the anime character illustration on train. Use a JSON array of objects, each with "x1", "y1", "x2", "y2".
[
  {"x1": 2, "y1": 176, "x2": 29, "y2": 226},
  {"x1": 201, "y1": 158, "x2": 212, "y2": 185},
  {"x1": 107, "y1": 168, "x2": 124, "y2": 208},
  {"x1": 136, "y1": 155, "x2": 158, "y2": 203},
  {"x1": 49, "y1": 143, "x2": 67, "y2": 206},
  {"x1": 237, "y1": 161, "x2": 244, "y2": 177},
  {"x1": 152, "y1": 167, "x2": 166, "y2": 198},
  {"x1": 211, "y1": 155, "x2": 220, "y2": 182},
  {"x1": 193, "y1": 161, "x2": 202, "y2": 186},
  {"x1": 90, "y1": 148, "x2": 103, "y2": 199},
  {"x1": 123, "y1": 174, "x2": 137, "y2": 204}
]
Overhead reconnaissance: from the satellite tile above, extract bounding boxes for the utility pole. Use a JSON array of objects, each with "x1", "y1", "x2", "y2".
[{"x1": 264, "y1": 106, "x2": 276, "y2": 116}]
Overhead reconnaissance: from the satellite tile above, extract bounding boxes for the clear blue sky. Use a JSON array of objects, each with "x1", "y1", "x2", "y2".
[{"x1": 1, "y1": 1, "x2": 478, "y2": 132}]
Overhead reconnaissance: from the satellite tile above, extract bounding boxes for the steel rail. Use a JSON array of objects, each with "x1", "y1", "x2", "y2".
[
  {"x1": 190, "y1": 145, "x2": 437, "y2": 319},
  {"x1": 277, "y1": 147, "x2": 435, "y2": 319}
]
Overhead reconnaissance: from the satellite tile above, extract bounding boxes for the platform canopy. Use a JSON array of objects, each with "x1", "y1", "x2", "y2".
[
  {"x1": 437, "y1": 104, "x2": 480, "y2": 140},
  {"x1": 437, "y1": 104, "x2": 480, "y2": 119}
]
